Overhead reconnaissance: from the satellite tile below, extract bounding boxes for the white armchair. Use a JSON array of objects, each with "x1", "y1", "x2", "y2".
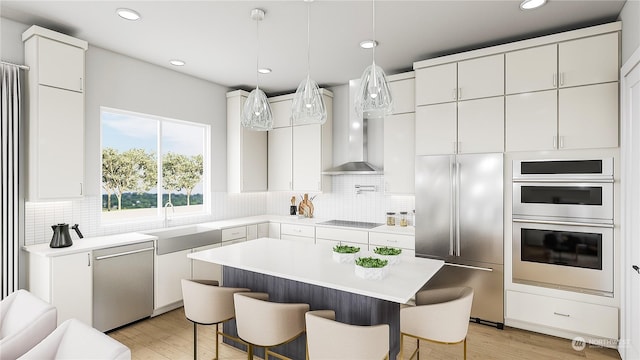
[
  {"x1": 18, "y1": 318, "x2": 131, "y2": 360},
  {"x1": 0, "y1": 289, "x2": 57, "y2": 360}
]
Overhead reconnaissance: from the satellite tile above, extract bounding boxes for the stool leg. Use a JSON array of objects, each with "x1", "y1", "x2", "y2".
[
  {"x1": 215, "y1": 323, "x2": 219, "y2": 360},
  {"x1": 193, "y1": 323, "x2": 198, "y2": 360}
]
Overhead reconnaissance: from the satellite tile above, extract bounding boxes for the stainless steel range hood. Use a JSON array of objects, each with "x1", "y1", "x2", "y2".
[{"x1": 322, "y1": 79, "x2": 383, "y2": 175}]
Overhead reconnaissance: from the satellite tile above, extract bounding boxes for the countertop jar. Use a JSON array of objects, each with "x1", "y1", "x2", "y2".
[
  {"x1": 399, "y1": 212, "x2": 408, "y2": 227},
  {"x1": 386, "y1": 212, "x2": 396, "y2": 226}
]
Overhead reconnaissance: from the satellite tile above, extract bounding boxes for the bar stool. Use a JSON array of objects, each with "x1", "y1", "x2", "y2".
[
  {"x1": 305, "y1": 310, "x2": 389, "y2": 360},
  {"x1": 233, "y1": 292, "x2": 309, "y2": 360},
  {"x1": 399, "y1": 286, "x2": 474, "y2": 360},
  {"x1": 181, "y1": 279, "x2": 250, "y2": 360}
]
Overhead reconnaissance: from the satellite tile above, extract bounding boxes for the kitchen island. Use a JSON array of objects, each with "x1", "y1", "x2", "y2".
[{"x1": 188, "y1": 237, "x2": 444, "y2": 359}]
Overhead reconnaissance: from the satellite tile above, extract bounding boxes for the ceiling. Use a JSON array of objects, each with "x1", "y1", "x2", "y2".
[{"x1": 0, "y1": 0, "x2": 626, "y2": 95}]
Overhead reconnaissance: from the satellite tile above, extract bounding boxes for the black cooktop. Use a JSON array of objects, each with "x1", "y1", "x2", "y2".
[{"x1": 317, "y1": 220, "x2": 384, "y2": 229}]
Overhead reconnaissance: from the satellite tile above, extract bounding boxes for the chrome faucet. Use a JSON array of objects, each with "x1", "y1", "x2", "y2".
[{"x1": 164, "y1": 201, "x2": 174, "y2": 227}]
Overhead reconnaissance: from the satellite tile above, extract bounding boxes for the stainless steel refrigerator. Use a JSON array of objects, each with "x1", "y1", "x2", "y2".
[{"x1": 415, "y1": 153, "x2": 504, "y2": 328}]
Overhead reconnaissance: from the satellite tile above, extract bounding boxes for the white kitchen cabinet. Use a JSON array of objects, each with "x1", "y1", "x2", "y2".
[
  {"x1": 415, "y1": 54, "x2": 504, "y2": 106},
  {"x1": 384, "y1": 113, "x2": 415, "y2": 194},
  {"x1": 268, "y1": 222, "x2": 281, "y2": 239},
  {"x1": 270, "y1": 98, "x2": 293, "y2": 128},
  {"x1": 506, "y1": 44, "x2": 557, "y2": 94},
  {"x1": 558, "y1": 32, "x2": 619, "y2": 88},
  {"x1": 191, "y1": 243, "x2": 221, "y2": 282},
  {"x1": 506, "y1": 90, "x2": 558, "y2": 152},
  {"x1": 415, "y1": 62, "x2": 457, "y2": 106},
  {"x1": 23, "y1": 26, "x2": 87, "y2": 201},
  {"x1": 227, "y1": 90, "x2": 268, "y2": 193},
  {"x1": 457, "y1": 97, "x2": 504, "y2": 154},
  {"x1": 32, "y1": 86, "x2": 85, "y2": 199},
  {"x1": 155, "y1": 249, "x2": 191, "y2": 309},
  {"x1": 247, "y1": 224, "x2": 258, "y2": 240},
  {"x1": 222, "y1": 226, "x2": 247, "y2": 242},
  {"x1": 558, "y1": 82, "x2": 619, "y2": 150},
  {"x1": 266, "y1": 90, "x2": 333, "y2": 192},
  {"x1": 506, "y1": 290, "x2": 618, "y2": 340},
  {"x1": 257, "y1": 223, "x2": 270, "y2": 238},
  {"x1": 415, "y1": 103, "x2": 457, "y2": 155},
  {"x1": 316, "y1": 227, "x2": 368, "y2": 245},
  {"x1": 268, "y1": 127, "x2": 293, "y2": 191},
  {"x1": 369, "y1": 232, "x2": 415, "y2": 252},
  {"x1": 388, "y1": 72, "x2": 415, "y2": 114},
  {"x1": 28, "y1": 251, "x2": 93, "y2": 326},
  {"x1": 281, "y1": 223, "x2": 315, "y2": 244}
]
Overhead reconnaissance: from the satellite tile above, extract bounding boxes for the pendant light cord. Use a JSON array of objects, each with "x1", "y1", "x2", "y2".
[
  {"x1": 306, "y1": 2, "x2": 311, "y2": 78},
  {"x1": 372, "y1": 0, "x2": 376, "y2": 63},
  {"x1": 256, "y1": 14, "x2": 260, "y2": 89}
]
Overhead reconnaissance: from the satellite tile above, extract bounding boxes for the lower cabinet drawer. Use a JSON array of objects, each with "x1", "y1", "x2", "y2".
[
  {"x1": 281, "y1": 223, "x2": 315, "y2": 238},
  {"x1": 369, "y1": 232, "x2": 415, "y2": 250},
  {"x1": 222, "y1": 226, "x2": 247, "y2": 241},
  {"x1": 280, "y1": 234, "x2": 315, "y2": 244},
  {"x1": 506, "y1": 290, "x2": 618, "y2": 339},
  {"x1": 316, "y1": 227, "x2": 368, "y2": 245}
]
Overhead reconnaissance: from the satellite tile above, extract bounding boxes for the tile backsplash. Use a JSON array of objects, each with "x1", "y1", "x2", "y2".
[{"x1": 25, "y1": 175, "x2": 414, "y2": 245}]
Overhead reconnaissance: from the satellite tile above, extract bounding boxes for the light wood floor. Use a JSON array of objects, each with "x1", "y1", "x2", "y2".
[{"x1": 109, "y1": 308, "x2": 620, "y2": 360}]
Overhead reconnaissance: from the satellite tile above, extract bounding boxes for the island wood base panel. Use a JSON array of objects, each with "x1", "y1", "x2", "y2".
[{"x1": 222, "y1": 266, "x2": 401, "y2": 359}]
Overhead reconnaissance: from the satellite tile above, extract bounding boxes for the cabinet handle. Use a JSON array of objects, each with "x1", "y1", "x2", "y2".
[
  {"x1": 458, "y1": 88, "x2": 462, "y2": 100},
  {"x1": 80, "y1": 183, "x2": 83, "y2": 195},
  {"x1": 386, "y1": 239, "x2": 398, "y2": 243},
  {"x1": 552, "y1": 136, "x2": 558, "y2": 149},
  {"x1": 80, "y1": 77, "x2": 83, "y2": 91},
  {"x1": 453, "y1": 142, "x2": 457, "y2": 153},
  {"x1": 553, "y1": 312, "x2": 570, "y2": 318},
  {"x1": 560, "y1": 73, "x2": 565, "y2": 86},
  {"x1": 87, "y1": 253, "x2": 91, "y2": 267},
  {"x1": 452, "y1": 89, "x2": 457, "y2": 101},
  {"x1": 553, "y1": 73, "x2": 557, "y2": 87},
  {"x1": 559, "y1": 136, "x2": 565, "y2": 149}
]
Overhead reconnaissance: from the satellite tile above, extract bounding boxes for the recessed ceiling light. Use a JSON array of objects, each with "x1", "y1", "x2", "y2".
[
  {"x1": 520, "y1": 0, "x2": 547, "y2": 10},
  {"x1": 258, "y1": 68, "x2": 272, "y2": 74},
  {"x1": 169, "y1": 59, "x2": 185, "y2": 66},
  {"x1": 360, "y1": 40, "x2": 378, "y2": 49},
  {"x1": 116, "y1": 8, "x2": 141, "y2": 21}
]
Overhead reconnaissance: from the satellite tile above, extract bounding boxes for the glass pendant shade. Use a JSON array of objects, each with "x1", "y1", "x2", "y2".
[
  {"x1": 241, "y1": 87, "x2": 273, "y2": 131},
  {"x1": 355, "y1": 61, "x2": 393, "y2": 118},
  {"x1": 292, "y1": 75, "x2": 326, "y2": 125}
]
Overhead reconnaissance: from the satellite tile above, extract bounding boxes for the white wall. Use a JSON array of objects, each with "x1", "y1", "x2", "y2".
[{"x1": 619, "y1": 0, "x2": 640, "y2": 65}]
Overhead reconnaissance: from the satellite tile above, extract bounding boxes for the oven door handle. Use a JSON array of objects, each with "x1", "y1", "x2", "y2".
[
  {"x1": 512, "y1": 178, "x2": 614, "y2": 183},
  {"x1": 513, "y1": 218, "x2": 614, "y2": 228}
]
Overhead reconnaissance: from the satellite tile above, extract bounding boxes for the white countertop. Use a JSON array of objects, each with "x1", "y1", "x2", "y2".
[
  {"x1": 188, "y1": 237, "x2": 441, "y2": 304},
  {"x1": 23, "y1": 233, "x2": 158, "y2": 257}
]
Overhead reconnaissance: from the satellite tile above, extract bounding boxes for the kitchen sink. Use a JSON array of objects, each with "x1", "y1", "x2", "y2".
[{"x1": 142, "y1": 225, "x2": 222, "y2": 255}]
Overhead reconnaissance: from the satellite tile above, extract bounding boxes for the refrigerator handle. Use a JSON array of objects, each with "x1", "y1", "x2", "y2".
[
  {"x1": 455, "y1": 161, "x2": 461, "y2": 257},
  {"x1": 449, "y1": 160, "x2": 455, "y2": 256}
]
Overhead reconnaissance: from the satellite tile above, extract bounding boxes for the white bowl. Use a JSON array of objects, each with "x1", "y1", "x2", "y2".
[
  {"x1": 332, "y1": 251, "x2": 360, "y2": 263},
  {"x1": 354, "y1": 264, "x2": 388, "y2": 280}
]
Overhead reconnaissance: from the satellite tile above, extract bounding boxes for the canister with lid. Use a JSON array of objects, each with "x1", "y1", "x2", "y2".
[{"x1": 386, "y1": 212, "x2": 396, "y2": 226}]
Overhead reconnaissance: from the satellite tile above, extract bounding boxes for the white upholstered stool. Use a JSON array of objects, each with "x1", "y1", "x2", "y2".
[
  {"x1": 181, "y1": 279, "x2": 250, "y2": 360},
  {"x1": 399, "y1": 286, "x2": 474, "y2": 360},
  {"x1": 305, "y1": 310, "x2": 389, "y2": 360},
  {"x1": 233, "y1": 292, "x2": 309, "y2": 360}
]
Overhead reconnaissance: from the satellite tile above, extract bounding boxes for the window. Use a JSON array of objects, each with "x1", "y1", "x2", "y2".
[{"x1": 101, "y1": 107, "x2": 209, "y2": 222}]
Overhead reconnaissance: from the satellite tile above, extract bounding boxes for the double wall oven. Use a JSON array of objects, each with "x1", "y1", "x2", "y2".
[{"x1": 512, "y1": 158, "x2": 614, "y2": 296}]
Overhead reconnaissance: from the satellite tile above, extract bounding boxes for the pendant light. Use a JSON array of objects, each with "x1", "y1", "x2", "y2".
[
  {"x1": 242, "y1": 8, "x2": 273, "y2": 131},
  {"x1": 354, "y1": 0, "x2": 393, "y2": 118},
  {"x1": 291, "y1": 0, "x2": 327, "y2": 125}
]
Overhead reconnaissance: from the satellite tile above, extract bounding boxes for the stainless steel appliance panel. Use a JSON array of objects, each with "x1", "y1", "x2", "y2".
[
  {"x1": 422, "y1": 260, "x2": 504, "y2": 325},
  {"x1": 458, "y1": 154, "x2": 503, "y2": 265},
  {"x1": 513, "y1": 158, "x2": 613, "y2": 180},
  {"x1": 415, "y1": 155, "x2": 455, "y2": 258},
  {"x1": 93, "y1": 241, "x2": 154, "y2": 332}
]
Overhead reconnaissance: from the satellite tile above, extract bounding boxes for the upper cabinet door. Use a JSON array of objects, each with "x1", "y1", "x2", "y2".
[
  {"x1": 384, "y1": 113, "x2": 415, "y2": 194},
  {"x1": 457, "y1": 97, "x2": 504, "y2": 154},
  {"x1": 457, "y1": 54, "x2": 504, "y2": 100},
  {"x1": 415, "y1": 63, "x2": 457, "y2": 106},
  {"x1": 38, "y1": 37, "x2": 85, "y2": 92},
  {"x1": 505, "y1": 90, "x2": 558, "y2": 152},
  {"x1": 389, "y1": 77, "x2": 415, "y2": 114},
  {"x1": 268, "y1": 127, "x2": 293, "y2": 191},
  {"x1": 292, "y1": 124, "x2": 322, "y2": 191},
  {"x1": 506, "y1": 44, "x2": 557, "y2": 94},
  {"x1": 415, "y1": 102, "x2": 457, "y2": 155},
  {"x1": 559, "y1": 32, "x2": 619, "y2": 88},
  {"x1": 270, "y1": 99, "x2": 293, "y2": 128}
]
